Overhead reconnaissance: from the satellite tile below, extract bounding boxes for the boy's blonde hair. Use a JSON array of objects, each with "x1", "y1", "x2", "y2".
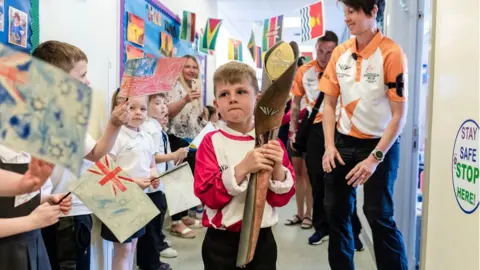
[
  {"x1": 213, "y1": 62, "x2": 259, "y2": 96},
  {"x1": 32, "y1": 40, "x2": 88, "y2": 73}
]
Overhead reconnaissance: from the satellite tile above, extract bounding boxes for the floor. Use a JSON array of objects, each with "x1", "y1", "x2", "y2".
[{"x1": 165, "y1": 198, "x2": 377, "y2": 270}]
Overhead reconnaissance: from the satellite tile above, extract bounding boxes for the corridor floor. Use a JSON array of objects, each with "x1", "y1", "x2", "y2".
[{"x1": 166, "y1": 197, "x2": 376, "y2": 270}]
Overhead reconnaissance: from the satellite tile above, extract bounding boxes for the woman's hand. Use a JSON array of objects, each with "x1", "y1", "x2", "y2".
[{"x1": 183, "y1": 91, "x2": 201, "y2": 103}]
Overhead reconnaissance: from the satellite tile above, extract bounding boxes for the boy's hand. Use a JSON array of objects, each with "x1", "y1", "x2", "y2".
[
  {"x1": 235, "y1": 148, "x2": 274, "y2": 184},
  {"x1": 20, "y1": 158, "x2": 54, "y2": 193},
  {"x1": 263, "y1": 140, "x2": 284, "y2": 170},
  {"x1": 135, "y1": 178, "x2": 151, "y2": 189},
  {"x1": 48, "y1": 193, "x2": 73, "y2": 215},
  {"x1": 29, "y1": 203, "x2": 61, "y2": 228},
  {"x1": 110, "y1": 102, "x2": 131, "y2": 127},
  {"x1": 174, "y1": 147, "x2": 189, "y2": 164}
]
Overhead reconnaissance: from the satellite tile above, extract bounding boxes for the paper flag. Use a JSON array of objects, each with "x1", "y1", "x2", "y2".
[
  {"x1": 157, "y1": 162, "x2": 201, "y2": 216},
  {"x1": 119, "y1": 57, "x2": 187, "y2": 98},
  {"x1": 247, "y1": 29, "x2": 255, "y2": 60},
  {"x1": 228, "y1": 39, "x2": 243, "y2": 62},
  {"x1": 189, "y1": 122, "x2": 217, "y2": 150},
  {"x1": 69, "y1": 155, "x2": 159, "y2": 243},
  {"x1": 0, "y1": 43, "x2": 92, "y2": 175},
  {"x1": 300, "y1": 1, "x2": 326, "y2": 42},
  {"x1": 301, "y1": 52, "x2": 314, "y2": 62},
  {"x1": 262, "y1": 15, "x2": 283, "y2": 51},
  {"x1": 180, "y1": 11, "x2": 196, "y2": 43},
  {"x1": 255, "y1": 46, "x2": 263, "y2": 69},
  {"x1": 201, "y1": 18, "x2": 222, "y2": 53}
]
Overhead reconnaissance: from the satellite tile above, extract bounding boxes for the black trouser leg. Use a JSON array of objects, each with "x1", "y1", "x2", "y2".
[{"x1": 305, "y1": 123, "x2": 328, "y2": 234}]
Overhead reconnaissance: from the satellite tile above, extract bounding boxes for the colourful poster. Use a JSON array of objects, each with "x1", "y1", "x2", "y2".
[
  {"x1": 126, "y1": 44, "x2": 144, "y2": 60},
  {"x1": 146, "y1": 3, "x2": 162, "y2": 27},
  {"x1": 69, "y1": 155, "x2": 159, "y2": 243},
  {"x1": 180, "y1": 11, "x2": 196, "y2": 42},
  {"x1": 300, "y1": 1, "x2": 325, "y2": 42},
  {"x1": 8, "y1": 6, "x2": 27, "y2": 48},
  {"x1": 0, "y1": 0, "x2": 5, "y2": 32},
  {"x1": 127, "y1": 12, "x2": 145, "y2": 47},
  {"x1": 201, "y1": 18, "x2": 222, "y2": 53},
  {"x1": 119, "y1": 57, "x2": 187, "y2": 98},
  {"x1": 228, "y1": 39, "x2": 243, "y2": 62},
  {"x1": 160, "y1": 31, "x2": 173, "y2": 57},
  {"x1": 0, "y1": 44, "x2": 92, "y2": 175},
  {"x1": 262, "y1": 15, "x2": 283, "y2": 51}
]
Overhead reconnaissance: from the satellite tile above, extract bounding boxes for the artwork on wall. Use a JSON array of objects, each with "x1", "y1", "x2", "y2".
[
  {"x1": 160, "y1": 31, "x2": 173, "y2": 57},
  {"x1": 126, "y1": 44, "x2": 144, "y2": 60},
  {"x1": 0, "y1": 0, "x2": 38, "y2": 53},
  {"x1": 0, "y1": 0, "x2": 5, "y2": 32},
  {"x1": 127, "y1": 12, "x2": 145, "y2": 47}
]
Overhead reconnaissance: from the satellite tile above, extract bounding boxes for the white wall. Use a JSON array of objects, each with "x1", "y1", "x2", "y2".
[{"x1": 421, "y1": 0, "x2": 480, "y2": 269}]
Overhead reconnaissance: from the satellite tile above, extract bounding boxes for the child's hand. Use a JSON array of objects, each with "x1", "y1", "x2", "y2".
[
  {"x1": 235, "y1": 148, "x2": 274, "y2": 184},
  {"x1": 110, "y1": 102, "x2": 130, "y2": 127},
  {"x1": 135, "y1": 178, "x2": 151, "y2": 189},
  {"x1": 19, "y1": 158, "x2": 54, "y2": 193},
  {"x1": 263, "y1": 140, "x2": 284, "y2": 170},
  {"x1": 48, "y1": 193, "x2": 73, "y2": 215},
  {"x1": 174, "y1": 147, "x2": 189, "y2": 164},
  {"x1": 29, "y1": 202, "x2": 61, "y2": 229}
]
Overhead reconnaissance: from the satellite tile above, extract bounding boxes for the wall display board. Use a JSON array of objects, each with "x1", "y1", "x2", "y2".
[
  {"x1": 120, "y1": 0, "x2": 206, "y2": 104},
  {"x1": 0, "y1": 0, "x2": 39, "y2": 53}
]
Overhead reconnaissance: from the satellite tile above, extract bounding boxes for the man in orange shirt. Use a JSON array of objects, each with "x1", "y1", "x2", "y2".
[
  {"x1": 290, "y1": 31, "x2": 362, "y2": 248},
  {"x1": 320, "y1": 0, "x2": 408, "y2": 269}
]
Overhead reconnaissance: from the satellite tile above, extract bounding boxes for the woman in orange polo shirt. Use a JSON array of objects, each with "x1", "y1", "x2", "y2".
[{"x1": 320, "y1": 0, "x2": 408, "y2": 270}]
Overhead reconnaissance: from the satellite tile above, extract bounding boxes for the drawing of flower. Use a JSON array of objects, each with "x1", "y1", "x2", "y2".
[
  {"x1": 47, "y1": 137, "x2": 65, "y2": 159},
  {"x1": 76, "y1": 109, "x2": 89, "y2": 126},
  {"x1": 58, "y1": 80, "x2": 73, "y2": 96},
  {"x1": 31, "y1": 97, "x2": 46, "y2": 112}
]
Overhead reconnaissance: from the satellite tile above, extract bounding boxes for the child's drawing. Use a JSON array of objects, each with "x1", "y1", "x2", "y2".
[
  {"x1": 160, "y1": 162, "x2": 201, "y2": 216},
  {"x1": 0, "y1": 44, "x2": 92, "y2": 175},
  {"x1": 119, "y1": 57, "x2": 187, "y2": 98},
  {"x1": 69, "y1": 155, "x2": 159, "y2": 243}
]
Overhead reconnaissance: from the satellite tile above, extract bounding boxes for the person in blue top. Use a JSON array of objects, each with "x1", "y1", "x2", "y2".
[{"x1": 11, "y1": 13, "x2": 25, "y2": 45}]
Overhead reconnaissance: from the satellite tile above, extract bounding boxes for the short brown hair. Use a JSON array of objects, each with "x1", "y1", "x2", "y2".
[
  {"x1": 32, "y1": 40, "x2": 88, "y2": 73},
  {"x1": 213, "y1": 61, "x2": 259, "y2": 96},
  {"x1": 148, "y1": 93, "x2": 166, "y2": 102}
]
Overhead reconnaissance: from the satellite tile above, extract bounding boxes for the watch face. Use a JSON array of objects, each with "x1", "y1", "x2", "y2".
[{"x1": 374, "y1": 151, "x2": 384, "y2": 159}]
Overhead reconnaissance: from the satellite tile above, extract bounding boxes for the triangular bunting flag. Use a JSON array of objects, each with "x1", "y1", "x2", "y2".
[{"x1": 201, "y1": 18, "x2": 223, "y2": 53}]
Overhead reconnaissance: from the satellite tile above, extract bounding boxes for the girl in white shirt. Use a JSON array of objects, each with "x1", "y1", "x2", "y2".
[{"x1": 101, "y1": 93, "x2": 160, "y2": 270}]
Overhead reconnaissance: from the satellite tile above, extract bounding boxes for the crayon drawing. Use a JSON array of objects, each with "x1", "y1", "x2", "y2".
[
  {"x1": 160, "y1": 32, "x2": 173, "y2": 57},
  {"x1": 0, "y1": 44, "x2": 92, "y2": 175},
  {"x1": 69, "y1": 155, "x2": 159, "y2": 243},
  {"x1": 8, "y1": 7, "x2": 28, "y2": 48},
  {"x1": 126, "y1": 44, "x2": 144, "y2": 60}
]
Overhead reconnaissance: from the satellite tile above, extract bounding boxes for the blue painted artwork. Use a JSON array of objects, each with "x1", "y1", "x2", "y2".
[{"x1": 0, "y1": 43, "x2": 92, "y2": 175}]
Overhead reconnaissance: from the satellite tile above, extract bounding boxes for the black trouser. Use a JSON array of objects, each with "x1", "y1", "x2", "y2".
[
  {"x1": 41, "y1": 214, "x2": 93, "y2": 270},
  {"x1": 137, "y1": 191, "x2": 169, "y2": 270},
  {"x1": 168, "y1": 134, "x2": 197, "y2": 221},
  {"x1": 306, "y1": 123, "x2": 362, "y2": 236},
  {"x1": 202, "y1": 228, "x2": 277, "y2": 270},
  {"x1": 324, "y1": 133, "x2": 407, "y2": 270}
]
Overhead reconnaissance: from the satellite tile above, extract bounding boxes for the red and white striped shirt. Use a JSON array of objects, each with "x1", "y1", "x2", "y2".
[{"x1": 194, "y1": 126, "x2": 295, "y2": 232}]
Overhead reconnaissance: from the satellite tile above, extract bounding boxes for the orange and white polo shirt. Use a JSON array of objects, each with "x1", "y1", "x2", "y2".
[
  {"x1": 319, "y1": 31, "x2": 408, "y2": 139},
  {"x1": 291, "y1": 60, "x2": 328, "y2": 124}
]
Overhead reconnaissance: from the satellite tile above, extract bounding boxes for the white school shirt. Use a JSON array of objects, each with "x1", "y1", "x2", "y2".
[
  {"x1": 49, "y1": 134, "x2": 96, "y2": 216},
  {"x1": 142, "y1": 118, "x2": 174, "y2": 193},
  {"x1": 109, "y1": 126, "x2": 155, "y2": 192},
  {"x1": 0, "y1": 144, "x2": 53, "y2": 199}
]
